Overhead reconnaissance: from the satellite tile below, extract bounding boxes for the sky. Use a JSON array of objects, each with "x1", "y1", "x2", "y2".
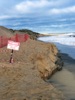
[{"x1": 0, "y1": 0, "x2": 75, "y2": 34}]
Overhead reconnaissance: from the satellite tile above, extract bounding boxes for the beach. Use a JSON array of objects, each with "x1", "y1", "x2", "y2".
[
  {"x1": 0, "y1": 36, "x2": 74, "y2": 100},
  {"x1": 0, "y1": 52, "x2": 75, "y2": 100},
  {"x1": 0, "y1": 39, "x2": 66, "y2": 100},
  {"x1": 38, "y1": 34, "x2": 75, "y2": 100},
  {"x1": 50, "y1": 53, "x2": 75, "y2": 100},
  {"x1": 0, "y1": 61, "x2": 65, "y2": 100}
]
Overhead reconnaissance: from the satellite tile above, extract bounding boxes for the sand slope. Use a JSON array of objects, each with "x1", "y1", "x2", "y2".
[
  {"x1": 0, "y1": 26, "x2": 13, "y2": 37},
  {"x1": 0, "y1": 39, "x2": 63, "y2": 79},
  {"x1": 0, "y1": 39, "x2": 65, "y2": 100}
]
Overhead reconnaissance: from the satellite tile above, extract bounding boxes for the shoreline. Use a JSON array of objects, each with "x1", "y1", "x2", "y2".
[{"x1": 49, "y1": 52, "x2": 75, "y2": 100}]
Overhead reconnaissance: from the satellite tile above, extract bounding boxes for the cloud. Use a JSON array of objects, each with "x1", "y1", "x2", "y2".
[
  {"x1": 0, "y1": 15, "x2": 10, "y2": 19},
  {"x1": 50, "y1": 23, "x2": 75, "y2": 28},
  {"x1": 14, "y1": 0, "x2": 67, "y2": 14},
  {"x1": 1, "y1": 0, "x2": 73, "y2": 17},
  {"x1": 0, "y1": 0, "x2": 75, "y2": 33},
  {"x1": 50, "y1": 24, "x2": 68, "y2": 28},
  {"x1": 50, "y1": 6, "x2": 75, "y2": 14},
  {"x1": 15, "y1": 0, "x2": 49, "y2": 14}
]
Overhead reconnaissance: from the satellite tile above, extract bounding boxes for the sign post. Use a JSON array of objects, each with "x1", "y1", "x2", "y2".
[
  {"x1": 7, "y1": 40, "x2": 20, "y2": 63},
  {"x1": 10, "y1": 49, "x2": 14, "y2": 63}
]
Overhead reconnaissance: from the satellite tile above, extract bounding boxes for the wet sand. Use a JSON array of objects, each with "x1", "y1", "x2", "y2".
[{"x1": 49, "y1": 53, "x2": 75, "y2": 100}]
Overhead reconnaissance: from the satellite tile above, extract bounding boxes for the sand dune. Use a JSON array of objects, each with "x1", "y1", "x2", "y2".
[
  {"x1": 0, "y1": 26, "x2": 13, "y2": 37},
  {"x1": 0, "y1": 38, "x2": 65, "y2": 100}
]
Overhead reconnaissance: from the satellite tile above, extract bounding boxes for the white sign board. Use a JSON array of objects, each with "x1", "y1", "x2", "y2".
[{"x1": 7, "y1": 40, "x2": 20, "y2": 50}]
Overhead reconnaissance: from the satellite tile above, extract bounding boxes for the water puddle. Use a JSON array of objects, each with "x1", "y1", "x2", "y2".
[{"x1": 49, "y1": 68, "x2": 75, "y2": 100}]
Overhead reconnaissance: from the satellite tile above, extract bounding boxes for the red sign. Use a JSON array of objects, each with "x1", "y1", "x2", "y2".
[{"x1": 7, "y1": 40, "x2": 20, "y2": 50}]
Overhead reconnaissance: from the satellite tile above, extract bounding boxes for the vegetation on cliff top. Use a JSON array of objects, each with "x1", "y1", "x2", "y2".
[{"x1": 10, "y1": 28, "x2": 40, "y2": 40}]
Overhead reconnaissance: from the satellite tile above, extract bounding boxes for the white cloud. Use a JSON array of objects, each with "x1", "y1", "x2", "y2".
[
  {"x1": 4, "y1": 0, "x2": 72, "y2": 17},
  {"x1": 50, "y1": 23, "x2": 75, "y2": 28},
  {"x1": 51, "y1": 24, "x2": 68, "y2": 28},
  {"x1": 15, "y1": 0, "x2": 49, "y2": 13},
  {"x1": 58, "y1": 19, "x2": 67, "y2": 21},
  {"x1": 14, "y1": 0, "x2": 67, "y2": 14},
  {"x1": 0, "y1": 15, "x2": 10, "y2": 19},
  {"x1": 50, "y1": 6, "x2": 75, "y2": 14},
  {"x1": 13, "y1": 22, "x2": 21, "y2": 26},
  {"x1": 0, "y1": 15, "x2": 22, "y2": 20}
]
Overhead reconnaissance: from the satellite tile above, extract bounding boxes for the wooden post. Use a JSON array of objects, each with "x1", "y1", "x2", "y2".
[{"x1": 10, "y1": 49, "x2": 14, "y2": 63}]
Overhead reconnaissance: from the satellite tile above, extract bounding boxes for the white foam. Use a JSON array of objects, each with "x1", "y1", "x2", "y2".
[{"x1": 38, "y1": 34, "x2": 75, "y2": 59}]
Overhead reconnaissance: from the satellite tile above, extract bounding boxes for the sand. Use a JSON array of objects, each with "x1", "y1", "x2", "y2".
[
  {"x1": 49, "y1": 53, "x2": 75, "y2": 100},
  {"x1": 0, "y1": 39, "x2": 65, "y2": 100},
  {"x1": 0, "y1": 62, "x2": 65, "y2": 100}
]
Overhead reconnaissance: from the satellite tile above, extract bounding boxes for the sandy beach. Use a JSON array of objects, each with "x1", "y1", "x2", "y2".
[
  {"x1": 0, "y1": 39, "x2": 66, "y2": 100},
  {"x1": 38, "y1": 35, "x2": 75, "y2": 100},
  {"x1": 0, "y1": 38, "x2": 74, "y2": 100},
  {"x1": 0, "y1": 62, "x2": 65, "y2": 100},
  {"x1": 49, "y1": 53, "x2": 75, "y2": 100},
  {"x1": 0, "y1": 52, "x2": 75, "y2": 100}
]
